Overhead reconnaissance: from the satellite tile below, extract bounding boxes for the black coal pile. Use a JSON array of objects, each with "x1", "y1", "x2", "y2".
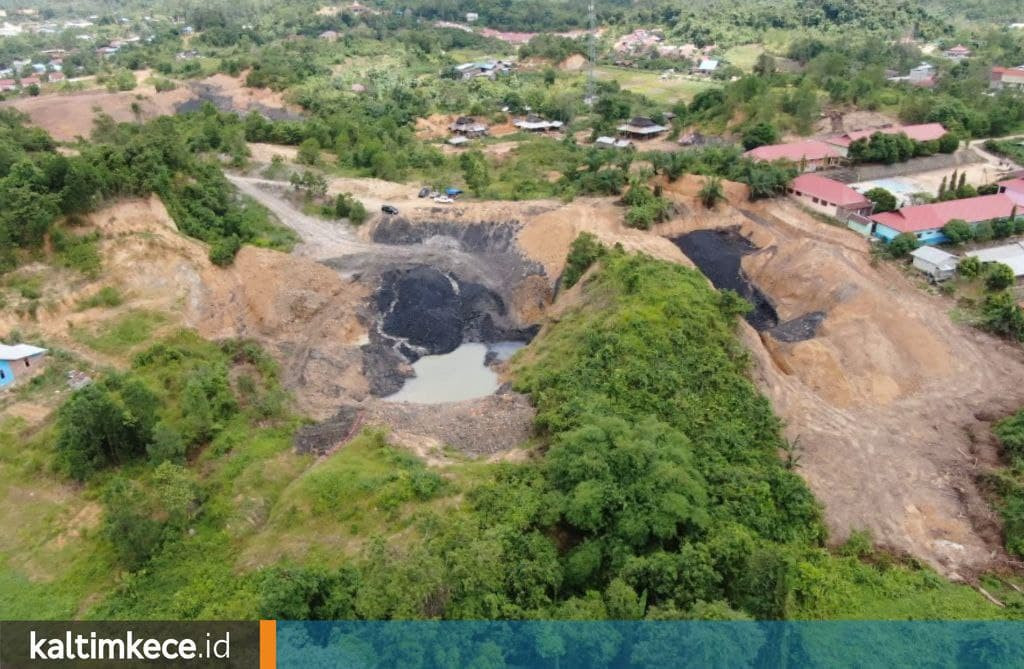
[
  {"x1": 768, "y1": 311, "x2": 826, "y2": 342},
  {"x1": 293, "y1": 405, "x2": 361, "y2": 455},
  {"x1": 363, "y1": 265, "x2": 538, "y2": 397},
  {"x1": 671, "y1": 228, "x2": 780, "y2": 331}
]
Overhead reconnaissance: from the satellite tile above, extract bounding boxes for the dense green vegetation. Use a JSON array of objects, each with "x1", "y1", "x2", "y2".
[
  {"x1": 991, "y1": 412, "x2": 1024, "y2": 557},
  {"x1": 0, "y1": 107, "x2": 296, "y2": 273}
]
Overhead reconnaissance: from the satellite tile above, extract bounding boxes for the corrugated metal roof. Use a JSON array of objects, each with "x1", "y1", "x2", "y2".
[
  {"x1": 967, "y1": 242, "x2": 1024, "y2": 277},
  {"x1": 0, "y1": 343, "x2": 47, "y2": 360}
]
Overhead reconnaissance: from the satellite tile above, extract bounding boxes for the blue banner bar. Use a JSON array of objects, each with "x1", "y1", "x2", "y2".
[{"x1": 276, "y1": 621, "x2": 1024, "y2": 668}]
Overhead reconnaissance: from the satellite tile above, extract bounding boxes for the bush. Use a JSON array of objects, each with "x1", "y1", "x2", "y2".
[
  {"x1": 981, "y1": 291, "x2": 1024, "y2": 340},
  {"x1": 75, "y1": 286, "x2": 124, "y2": 310},
  {"x1": 562, "y1": 232, "x2": 606, "y2": 289},
  {"x1": 209, "y1": 235, "x2": 242, "y2": 266},
  {"x1": 973, "y1": 221, "x2": 994, "y2": 243},
  {"x1": 296, "y1": 138, "x2": 321, "y2": 166},
  {"x1": 985, "y1": 263, "x2": 1016, "y2": 291},
  {"x1": 741, "y1": 122, "x2": 779, "y2": 151},
  {"x1": 937, "y1": 133, "x2": 959, "y2": 154},
  {"x1": 887, "y1": 233, "x2": 919, "y2": 258},
  {"x1": 56, "y1": 376, "x2": 159, "y2": 480},
  {"x1": 941, "y1": 219, "x2": 972, "y2": 245},
  {"x1": 957, "y1": 255, "x2": 981, "y2": 278},
  {"x1": 993, "y1": 218, "x2": 1014, "y2": 239}
]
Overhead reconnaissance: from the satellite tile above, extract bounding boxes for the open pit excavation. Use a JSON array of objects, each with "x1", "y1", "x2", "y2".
[{"x1": 671, "y1": 227, "x2": 825, "y2": 341}]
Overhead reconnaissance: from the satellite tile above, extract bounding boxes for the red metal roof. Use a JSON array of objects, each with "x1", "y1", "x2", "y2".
[
  {"x1": 828, "y1": 123, "x2": 947, "y2": 147},
  {"x1": 871, "y1": 194, "x2": 1019, "y2": 233},
  {"x1": 790, "y1": 174, "x2": 871, "y2": 207},
  {"x1": 744, "y1": 140, "x2": 840, "y2": 163},
  {"x1": 1001, "y1": 178, "x2": 1024, "y2": 195}
]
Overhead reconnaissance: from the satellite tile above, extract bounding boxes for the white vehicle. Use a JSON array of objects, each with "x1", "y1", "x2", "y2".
[{"x1": 433, "y1": 195, "x2": 454, "y2": 204}]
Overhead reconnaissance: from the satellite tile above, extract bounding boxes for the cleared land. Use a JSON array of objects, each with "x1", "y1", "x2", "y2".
[{"x1": 593, "y1": 66, "x2": 720, "y2": 105}]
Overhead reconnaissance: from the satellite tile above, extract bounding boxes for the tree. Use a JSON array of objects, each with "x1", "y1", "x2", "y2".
[
  {"x1": 938, "y1": 132, "x2": 959, "y2": 154},
  {"x1": 958, "y1": 255, "x2": 981, "y2": 278},
  {"x1": 973, "y1": 221, "x2": 994, "y2": 243},
  {"x1": 985, "y1": 262, "x2": 1016, "y2": 291},
  {"x1": 938, "y1": 176, "x2": 947, "y2": 198},
  {"x1": 460, "y1": 150, "x2": 490, "y2": 197},
  {"x1": 864, "y1": 187, "x2": 897, "y2": 213},
  {"x1": 741, "y1": 122, "x2": 779, "y2": 151},
  {"x1": 296, "y1": 138, "x2": 320, "y2": 166},
  {"x1": 941, "y1": 219, "x2": 972, "y2": 244},
  {"x1": 56, "y1": 377, "x2": 158, "y2": 481},
  {"x1": 981, "y1": 291, "x2": 1024, "y2": 340},
  {"x1": 563, "y1": 232, "x2": 606, "y2": 289},
  {"x1": 699, "y1": 176, "x2": 725, "y2": 209},
  {"x1": 887, "y1": 232, "x2": 919, "y2": 258}
]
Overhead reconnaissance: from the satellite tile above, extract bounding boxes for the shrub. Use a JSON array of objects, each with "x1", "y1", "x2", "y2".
[
  {"x1": 887, "y1": 233, "x2": 919, "y2": 258},
  {"x1": 937, "y1": 133, "x2": 959, "y2": 154},
  {"x1": 296, "y1": 138, "x2": 321, "y2": 166},
  {"x1": 699, "y1": 176, "x2": 725, "y2": 209},
  {"x1": 957, "y1": 255, "x2": 981, "y2": 278},
  {"x1": 209, "y1": 235, "x2": 242, "y2": 266},
  {"x1": 941, "y1": 219, "x2": 972, "y2": 245},
  {"x1": 973, "y1": 221, "x2": 994, "y2": 243},
  {"x1": 562, "y1": 232, "x2": 606, "y2": 289},
  {"x1": 985, "y1": 262, "x2": 1015, "y2": 291}
]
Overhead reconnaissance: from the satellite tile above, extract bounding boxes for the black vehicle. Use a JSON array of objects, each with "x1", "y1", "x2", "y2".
[
  {"x1": 418, "y1": 187, "x2": 430, "y2": 198},
  {"x1": 381, "y1": 205, "x2": 399, "y2": 215}
]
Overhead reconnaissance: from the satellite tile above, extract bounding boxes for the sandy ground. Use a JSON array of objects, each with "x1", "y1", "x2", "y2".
[{"x1": 652, "y1": 175, "x2": 1024, "y2": 577}]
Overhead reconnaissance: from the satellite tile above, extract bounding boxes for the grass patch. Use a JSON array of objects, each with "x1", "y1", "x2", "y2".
[
  {"x1": 724, "y1": 44, "x2": 765, "y2": 72},
  {"x1": 53, "y1": 230, "x2": 102, "y2": 278},
  {"x1": 71, "y1": 311, "x2": 168, "y2": 356},
  {"x1": 74, "y1": 286, "x2": 124, "y2": 311},
  {"x1": 593, "y1": 66, "x2": 721, "y2": 105},
  {"x1": 240, "y1": 195, "x2": 300, "y2": 252}
]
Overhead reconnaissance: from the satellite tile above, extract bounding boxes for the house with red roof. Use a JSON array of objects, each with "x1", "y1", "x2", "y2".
[
  {"x1": 870, "y1": 194, "x2": 1021, "y2": 245},
  {"x1": 825, "y1": 123, "x2": 947, "y2": 156},
  {"x1": 990, "y1": 65, "x2": 1024, "y2": 91},
  {"x1": 743, "y1": 140, "x2": 842, "y2": 172},
  {"x1": 999, "y1": 177, "x2": 1024, "y2": 205},
  {"x1": 787, "y1": 174, "x2": 874, "y2": 224},
  {"x1": 0, "y1": 79, "x2": 15, "y2": 92}
]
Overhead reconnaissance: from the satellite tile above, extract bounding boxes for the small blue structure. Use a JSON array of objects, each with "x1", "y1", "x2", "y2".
[
  {"x1": 445, "y1": 188, "x2": 463, "y2": 197},
  {"x1": 0, "y1": 343, "x2": 47, "y2": 389}
]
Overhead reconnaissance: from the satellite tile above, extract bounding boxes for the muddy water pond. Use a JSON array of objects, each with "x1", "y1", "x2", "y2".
[{"x1": 384, "y1": 342, "x2": 526, "y2": 404}]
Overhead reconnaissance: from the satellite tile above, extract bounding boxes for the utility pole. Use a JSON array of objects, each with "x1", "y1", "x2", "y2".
[{"x1": 586, "y1": 0, "x2": 597, "y2": 106}]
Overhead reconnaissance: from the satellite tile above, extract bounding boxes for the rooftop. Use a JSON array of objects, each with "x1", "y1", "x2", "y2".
[
  {"x1": 871, "y1": 194, "x2": 1020, "y2": 233},
  {"x1": 0, "y1": 343, "x2": 46, "y2": 360},
  {"x1": 828, "y1": 123, "x2": 947, "y2": 148},
  {"x1": 910, "y1": 245, "x2": 958, "y2": 267},
  {"x1": 744, "y1": 139, "x2": 840, "y2": 163},
  {"x1": 791, "y1": 174, "x2": 871, "y2": 207}
]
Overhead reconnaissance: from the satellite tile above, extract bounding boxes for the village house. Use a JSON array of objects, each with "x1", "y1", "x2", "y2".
[
  {"x1": 944, "y1": 44, "x2": 972, "y2": 60},
  {"x1": 787, "y1": 174, "x2": 874, "y2": 223},
  {"x1": 450, "y1": 116, "x2": 489, "y2": 138},
  {"x1": 19, "y1": 76, "x2": 39, "y2": 87},
  {"x1": 465, "y1": 12, "x2": 478, "y2": 22},
  {"x1": 0, "y1": 343, "x2": 47, "y2": 389},
  {"x1": 513, "y1": 114, "x2": 563, "y2": 132},
  {"x1": 910, "y1": 246, "x2": 959, "y2": 281},
  {"x1": 46, "y1": 71, "x2": 65, "y2": 83},
  {"x1": 824, "y1": 122, "x2": 948, "y2": 156},
  {"x1": 743, "y1": 140, "x2": 843, "y2": 172},
  {"x1": 693, "y1": 59, "x2": 719, "y2": 76},
  {"x1": 613, "y1": 29, "x2": 662, "y2": 54},
  {"x1": 617, "y1": 116, "x2": 667, "y2": 140},
  {"x1": 870, "y1": 193, "x2": 1022, "y2": 244},
  {"x1": 990, "y1": 65, "x2": 1024, "y2": 91}
]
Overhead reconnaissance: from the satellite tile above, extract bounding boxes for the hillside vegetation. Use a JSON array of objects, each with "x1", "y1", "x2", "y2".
[{"x1": 3, "y1": 247, "x2": 1019, "y2": 621}]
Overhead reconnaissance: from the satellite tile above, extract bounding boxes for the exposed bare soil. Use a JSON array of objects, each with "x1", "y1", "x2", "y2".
[
  {"x1": 654, "y1": 175, "x2": 1024, "y2": 577},
  {"x1": 2, "y1": 73, "x2": 298, "y2": 142}
]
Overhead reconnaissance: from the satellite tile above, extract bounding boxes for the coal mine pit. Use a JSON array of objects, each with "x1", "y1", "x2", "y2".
[
  {"x1": 365, "y1": 265, "x2": 538, "y2": 401},
  {"x1": 671, "y1": 228, "x2": 824, "y2": 340}
]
